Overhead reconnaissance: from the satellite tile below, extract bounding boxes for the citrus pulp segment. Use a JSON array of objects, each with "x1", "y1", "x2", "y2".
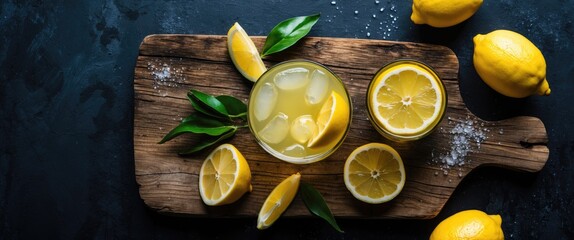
[
  {"x1": 257, "y1": 173, "x2": 301, "y2": 230},
  {"x1": 344, "y1": 143, "x2": 405, "y2": 204},
  {"x1": 199, "y1": 144, "x2": 252, "y2": 206},
  {"x1": 227, "y1": 22, "x2": 267, "y2": 82}
]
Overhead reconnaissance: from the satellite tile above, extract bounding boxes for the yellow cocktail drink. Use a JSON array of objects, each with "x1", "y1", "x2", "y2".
[{"x1": 248, "y1": 60, "x2": 351, "y2": 164}]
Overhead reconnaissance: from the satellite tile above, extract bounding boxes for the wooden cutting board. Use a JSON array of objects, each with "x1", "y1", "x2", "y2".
[{"x1": 133, "y1": 35, "x2": 549, "y2": 219}]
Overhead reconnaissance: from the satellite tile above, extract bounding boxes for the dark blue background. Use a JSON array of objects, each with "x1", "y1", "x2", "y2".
[{"x1": 1, "y1": 0, "x2": 573, "y2": 239}]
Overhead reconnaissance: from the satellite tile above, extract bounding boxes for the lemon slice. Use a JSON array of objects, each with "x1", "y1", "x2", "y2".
[
  {"x1": 199, "y1": 144, "x2": 252, "y2": 206},
  {"x1": 369, "y1": 62, "x2": 446, "y2": 137},
  {"x1": 344, "y1": 143, "x2": 405, "y2": 204},
  {"x1": 227, "y1": 22, "x2": 267, "y2": 82},
  {"x1": 307, "y1": 91, "x2": 350, "y2": 148},
  {"x1": 257, "y1": 172, "x2": 301, "y2": 230}
]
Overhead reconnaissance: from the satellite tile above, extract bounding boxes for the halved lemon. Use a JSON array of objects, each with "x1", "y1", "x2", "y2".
[
  {"x1": 368, "y1": 61, "x2": 446, "y2": 140},
  {"x1": 227, "y1": 22, "x2": 267, "y2": 82},
  {"x1": 307, "y1": 91, "x2": 350, "y2": 148},
  {"x1": 257, "y1": 172, "x2": 301, "y2": 230},
  {"x1": 199, "y1": 144, "x2": 252, "y2": 206},
  {"x1": 344, "y1": 143, "x2": 405, "y2": 204}
]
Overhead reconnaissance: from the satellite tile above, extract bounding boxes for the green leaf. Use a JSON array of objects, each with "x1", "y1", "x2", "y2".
[
  {"x1": 300, "y1": 181, "x2": 344, "y2": 233},
  {"x1": 216, "y1": 95, "x2": 247, "y2": 119},
  {"x1": 158, "y1": 89, "x2": 248, "y2": 155},
  {"x1": 188, "y1": 90, "x2": 229, "y2": 119},
  {"x1": 178, "y1": 129, "x2": 237, "y2": 155},
  {"x1": 261, "y1": 14, "x2": 320, "y2": 57},
  {"x1": 158, "y1": 113, "x2": 236, "y2": 144}
]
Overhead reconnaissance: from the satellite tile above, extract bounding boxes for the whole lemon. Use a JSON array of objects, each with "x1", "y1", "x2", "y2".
[
  {"x1": 411, "y1": 0, "x2": 483, "y2": 28},
  {"x1": 473, "y1": 30, "x2": 551, "y2": 98},
  {"x1": 430, "y1": 210, "x2": 504, "y2": 240}
]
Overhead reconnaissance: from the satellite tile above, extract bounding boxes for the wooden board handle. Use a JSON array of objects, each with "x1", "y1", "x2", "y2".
[{"x1": 477, "y1": 116, "x2": 549, "y2": 172}]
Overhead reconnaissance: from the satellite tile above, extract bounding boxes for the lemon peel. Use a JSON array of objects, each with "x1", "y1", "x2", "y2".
[
  {"x1": 411, "y1": 0, "x2": 483, "y2": 28},
  {"x1": 473, "y1": 29, "x2": 551, "y2": 98},
  {"x1": 430, "y1": 209, "x2": 504, "y2": 240}
]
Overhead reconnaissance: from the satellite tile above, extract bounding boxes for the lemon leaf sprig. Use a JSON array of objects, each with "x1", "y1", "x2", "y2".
[
  {"x1": 300, "y1": 182, "x2": 344, "y2": 233},
  {"x1": 261, "y1": 14, "x2": 320, "y2": 57},
  {"x1": 158, "y1": 89, "x2": 248, "y2": 155}
]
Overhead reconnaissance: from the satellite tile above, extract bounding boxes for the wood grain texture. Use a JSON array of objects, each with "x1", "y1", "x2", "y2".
[{"x1": 133, "y1": 35, "x2": 549, "y2": 219}]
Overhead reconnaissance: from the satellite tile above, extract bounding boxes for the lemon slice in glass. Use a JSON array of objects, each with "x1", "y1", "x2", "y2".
[
  {"x1": 344, "y1": 143, "x2": 405, "y2": 204},
  {"x1": 227, "y1": 22, "x2": 267, "y2": 82},
  {"x1": 257, "y1": 172, "x2": 301, "y2": 230},
  {"x1": 368, "y1": 61, "x2": 446, "y2": 141},
  {"x1": 307, "y1": 91, "x2": 350, "y2": 148},
  {"x1": 199, "y1": 144, "x2": 252, "y2": 206}
]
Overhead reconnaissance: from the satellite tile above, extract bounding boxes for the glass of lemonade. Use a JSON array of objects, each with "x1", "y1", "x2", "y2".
[
  {"x1": 248, "y1": 60, "x2": 352, "y2": 164},
  {"x1": 367, "y1": 60, "x2": 447, "y2": 142}
]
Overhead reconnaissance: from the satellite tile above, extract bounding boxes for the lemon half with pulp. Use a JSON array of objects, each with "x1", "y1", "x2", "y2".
[
  {"x1": 199, "y1": 144, "x2": 252, "y2": 206},
  {"x1": 344, "y1": 143, "x2": 406, "y2": 204}
]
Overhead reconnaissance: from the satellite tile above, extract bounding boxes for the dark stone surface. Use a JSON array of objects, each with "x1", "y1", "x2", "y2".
[{"x1": 1, "y1": 0, "x2": 572, "y2": 239}]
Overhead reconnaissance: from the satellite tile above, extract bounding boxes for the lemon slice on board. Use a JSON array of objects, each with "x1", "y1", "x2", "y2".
[
  {"x1": 307, "y1": 91, "x2": 350, "y2": 148},
  {"x1": 344, "y1": 143, "x2": 405, "y2": 204},
  {"x1": 227, "y1": 22, "x2": 267, "y2": 82},
  {"x1": 199, "y1": 144, "x2": 252, "y2": 206},
  {"x1": 368, "y1": 62, "x2": 445, "y2": 137},
  {"x1": 257, "y1": 173, "x2": 301, "y2": 230}
]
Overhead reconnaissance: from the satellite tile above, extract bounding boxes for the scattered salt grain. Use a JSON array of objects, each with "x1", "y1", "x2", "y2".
[
  {"x1": 432, "y1": 116, "x2": 490, "y2": 177},
  {"x1": 354, "y1": 10, "x2": 359, "y2": 15},
  {"x1": 331, "y1": 1, "x2": 336, "y2": 5},
  {"x1": 147, "y1": 58, "x2": 186, "y2": 91},
  {"x1": 154, "y1": 67, "x2": 171, "y2": 80}
]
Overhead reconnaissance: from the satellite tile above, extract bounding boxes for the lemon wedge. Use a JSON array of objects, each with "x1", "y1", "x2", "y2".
[
  {"x1": 368, "y1": 61, "x2": 446, "y2": 139},
  {"x1": 199, "y1": 144, "x2": 252, "y2": 206},
  {"x1": 344, "y1": 143, "x2": 405, "y2": 204},
  {"x1": 307, "y1": 91, "x2": 350, "y2": 148},
  {"x1": 227, "y1": 22, "x2": 267, "y2": 82},
  {"x1": 257, "y1": 173, "x2": 301, "y2": 230}
]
